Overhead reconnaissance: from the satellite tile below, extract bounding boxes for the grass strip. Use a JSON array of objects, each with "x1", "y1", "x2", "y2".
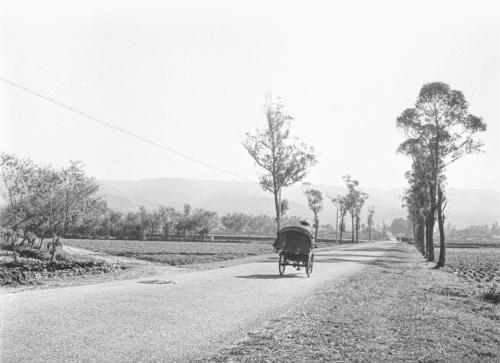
[{"x1": 205, "y1": 244, "x2": 500, "y2": 362}]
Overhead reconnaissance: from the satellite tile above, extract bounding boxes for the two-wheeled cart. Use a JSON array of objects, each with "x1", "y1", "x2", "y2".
[{"x1": 273, "y1": 226, "x2": 316, "y2": 277}]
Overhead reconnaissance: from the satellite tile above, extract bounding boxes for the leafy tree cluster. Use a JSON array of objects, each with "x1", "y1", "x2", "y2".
[
  {"x1": 1, "y1": 152, "x2": 319, "y2": 265},
  {"x1": 389, "y1": 217, "x2": 413, "y2": 236},
  {"x1": 397, "y1": 82, "x2": 487, "y2": 267},
  {"x1": 447, "y1": 222, "x2": 500, "y2": 239},
  {"x1": 331, "y1": 175, "x2": 370, "y2": 244},
  {"x1": 84, "y1": 204, "x2": 220, "y2": 241},
  {"x1": 0, "y1": 153, "x2": 101, "y2": 262}
]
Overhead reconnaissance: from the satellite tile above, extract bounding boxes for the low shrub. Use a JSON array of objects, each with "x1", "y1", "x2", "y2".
[{"x1": 0, "y1": 246, "x2": 120, "y2": 286}]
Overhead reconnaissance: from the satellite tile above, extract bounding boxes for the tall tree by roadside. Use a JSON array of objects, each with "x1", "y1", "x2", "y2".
[
  {"x1": 303, "y1": 183, "x2": 324, "y2": 240},
  {"x1": 397, "y1": 82, "x2": 487, "y2": 267},
  {"x1": 401, "y1": 156, "x2": 432, "y2": 257},
  {"x1": 353, "y1": 191, "x2": 368, "y2": 243},
  {"x1": 243, "y1": 96, "x2": 317, "y2": 232},
  {"x1": 343, "y1": 175, "x2": 368, "y2": 243},
  {"x1": 367, "y1": 207, "x2": 375, "y2": 242},
  {"x1": 331, "y1": 195, "x2": 348, "y2": 244}
]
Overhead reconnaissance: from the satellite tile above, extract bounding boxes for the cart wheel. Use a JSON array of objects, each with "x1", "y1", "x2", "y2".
[
  {"x1": 279, "y1": 253, "x2": 286, "y2": 276},
  {"x1": 306, "y1": 254, "x2": 314, "y2": 277}
]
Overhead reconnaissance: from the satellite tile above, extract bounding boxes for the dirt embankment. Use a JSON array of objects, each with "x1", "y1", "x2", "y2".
[{"x1": 0, "y1": 247, "x2": 122, "y2": 287}]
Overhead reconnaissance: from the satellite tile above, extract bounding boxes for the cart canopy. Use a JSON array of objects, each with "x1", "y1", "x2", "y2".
[{"x1": 273, "y1": 225, "x2": 314, "y2": 253}]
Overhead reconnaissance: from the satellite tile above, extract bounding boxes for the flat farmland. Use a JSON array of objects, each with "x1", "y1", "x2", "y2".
[
  {"x1": 444, "y1": 247, "x2": 500, "y2": 304},
  {"x1": 64, "y1": 239, "x2": 274, "y2": 266},
  {"x1": 445, "y1": 248, "x2": 500, "y2": 284},
  {"x1": 447, "y1": 235, "x2": 500, "y2": 248}
]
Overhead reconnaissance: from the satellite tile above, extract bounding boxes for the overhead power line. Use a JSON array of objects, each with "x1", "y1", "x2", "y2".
[
  {"x1": 0, "y1": 76, "x2": 249, "y2": 182},
  {"x1": 0, "y1": 76, "x2": 308, "y2": 204}
]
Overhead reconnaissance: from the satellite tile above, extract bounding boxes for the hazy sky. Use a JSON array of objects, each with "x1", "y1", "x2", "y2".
[{"x1": 1, "y1": 0, "x2": 499, "y2": 190}]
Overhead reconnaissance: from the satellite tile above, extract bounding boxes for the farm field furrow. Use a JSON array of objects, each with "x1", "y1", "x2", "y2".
[
  {"x1": 64, "y1": 239, "x2": 274, "y2": 265},
  {"x1": 445, "y1": 248, "x2": 500, "y2": 287}
]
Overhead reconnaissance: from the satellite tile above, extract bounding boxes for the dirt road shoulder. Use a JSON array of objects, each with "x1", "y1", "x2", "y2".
[{"x1": 206, "y1": 242, "x2": 500, "y2": 362}]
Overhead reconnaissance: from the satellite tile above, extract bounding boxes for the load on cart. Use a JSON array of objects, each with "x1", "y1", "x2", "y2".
[{"x1": 272, "y1": 222, "x2": 316, "y2": 277}]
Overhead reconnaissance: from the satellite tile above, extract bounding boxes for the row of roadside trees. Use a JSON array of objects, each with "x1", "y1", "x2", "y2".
[
  {"x1": 303, "y1": 177, "x2": 375, "y2": 244},
  {"x1": 330, "y1": 176, "x2": 372, "y2": 244},
  {"x1": 1, "y1": 150, "x2": 381, "y2": 265},
  {"x1": 397, "y1": 82, "x2": 487, "y2": 267},
  {"x1": 243, "y1": 96, "x2": 375, "y2": 243},
  {"x1": 1, "y1": 95, "x2": 387, "y2": 264}
]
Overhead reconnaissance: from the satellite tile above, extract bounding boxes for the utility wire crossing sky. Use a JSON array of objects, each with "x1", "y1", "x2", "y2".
[
  {"x1": 0, "y1": 76, "x2": 311, "y2": 204},
  {"x1": 1, "y1": 0, "x2": 499, "y2": 190}
]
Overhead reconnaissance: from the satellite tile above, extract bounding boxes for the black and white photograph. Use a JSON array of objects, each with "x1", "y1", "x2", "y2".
[{"x1": 1, "y1": 0, "x2": 499, "y2": 362}]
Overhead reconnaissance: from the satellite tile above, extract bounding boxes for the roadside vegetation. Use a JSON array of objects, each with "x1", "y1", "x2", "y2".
[
  {"x1": 0, "y1": 138, "x2": 384, "y2": 288},
  {"x1": 0, "y1": 245, "x2": 120, "y2": 286},
  {"x1": 243, "y1": 96, "x2": 317, "y2": 233},
  {"x1": 396, "y1": 82, "x2": 487, "y2": 267},
  {"x1": 206, "y1": 243, "x2": 500, "y2": 362},
  {"x1": 330, "y1": 175, "x2": 369, "y2": 244}
]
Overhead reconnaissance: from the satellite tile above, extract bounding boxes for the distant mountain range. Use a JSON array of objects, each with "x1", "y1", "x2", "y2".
[{"x1": 98, "y1": 177, "x2": 500, "y2": 228}]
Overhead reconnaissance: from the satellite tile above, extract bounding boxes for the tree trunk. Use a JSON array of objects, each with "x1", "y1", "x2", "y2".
[
  {"x1": 425, "y1": 216, "x2": 435, "y2": 261},
  {"x1": 416, "y1": 216, "x2": 425, "y2": 255},
  {"x1": 339, "y1": 218, "x2": 344, "y2": 245},
  {"x1": 50, "y1": 236, "x2": 57, "y2": 262},
  {"x1": 274, "y1": 189, "x2": 281, "y2": 233},
  {"x1": 422, "y1": 223, "x2": 428, "y2": 258},
  {"x1": 369, "y1": 228, "x2": 371, "y2": 242},
  {"x1": 355, "y1": 217, "x2": 359, "y2": 243},
  {"x1": 313, "y1": 212, "x2": 319, "y2": 241},
  {"x1": 335, "y1": 206, "x2": 339, "y2": 244},
  {"x1": 430, "y1": 119, "x2": 439, "y2": 263},
  {"x1": 10, "y1": 231, "x2": 18, "y2": 264},
  {"x1": 436, "y1": 185, "x2": 446, "y2": 268},
  {"x1": 351, "y1": 214, "x2": 354, "y2": 243},
  {"x1": 39, "y1": 233, "x2": 45, "y2": 249}
]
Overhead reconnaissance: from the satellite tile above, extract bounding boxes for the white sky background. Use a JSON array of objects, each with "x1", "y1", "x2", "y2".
[{"x1": 0, "y1": 0, "x2": 499, "y2": 190}]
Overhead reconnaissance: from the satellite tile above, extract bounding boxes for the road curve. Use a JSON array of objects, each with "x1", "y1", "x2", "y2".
[{"x1": 0, "y1": 240, "x2": 396, "y2": 362}]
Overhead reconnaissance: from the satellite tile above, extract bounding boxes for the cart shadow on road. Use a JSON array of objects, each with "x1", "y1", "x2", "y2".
[
  {"x1": 316, "y1": 257, "x2": 407, "y2": 265},
  {"x1": 235, "y1": 274, "x2": 305, "y2": 279},
  {"x1": 317, "y1": 253, "x2": 403, "y2": 259},
  {"x1": 340, "y1": 247, "x2": 408, "y2": 253}
]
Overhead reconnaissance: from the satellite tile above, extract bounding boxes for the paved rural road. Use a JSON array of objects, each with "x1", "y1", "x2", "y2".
[{"x1": 0, "y1": 240, "x2": 396, "y2": 362}]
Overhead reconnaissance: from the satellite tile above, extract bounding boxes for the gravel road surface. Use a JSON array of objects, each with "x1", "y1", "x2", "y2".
[{"x1": 0, "y1": 240, "x2": 394, "y2": 362}]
